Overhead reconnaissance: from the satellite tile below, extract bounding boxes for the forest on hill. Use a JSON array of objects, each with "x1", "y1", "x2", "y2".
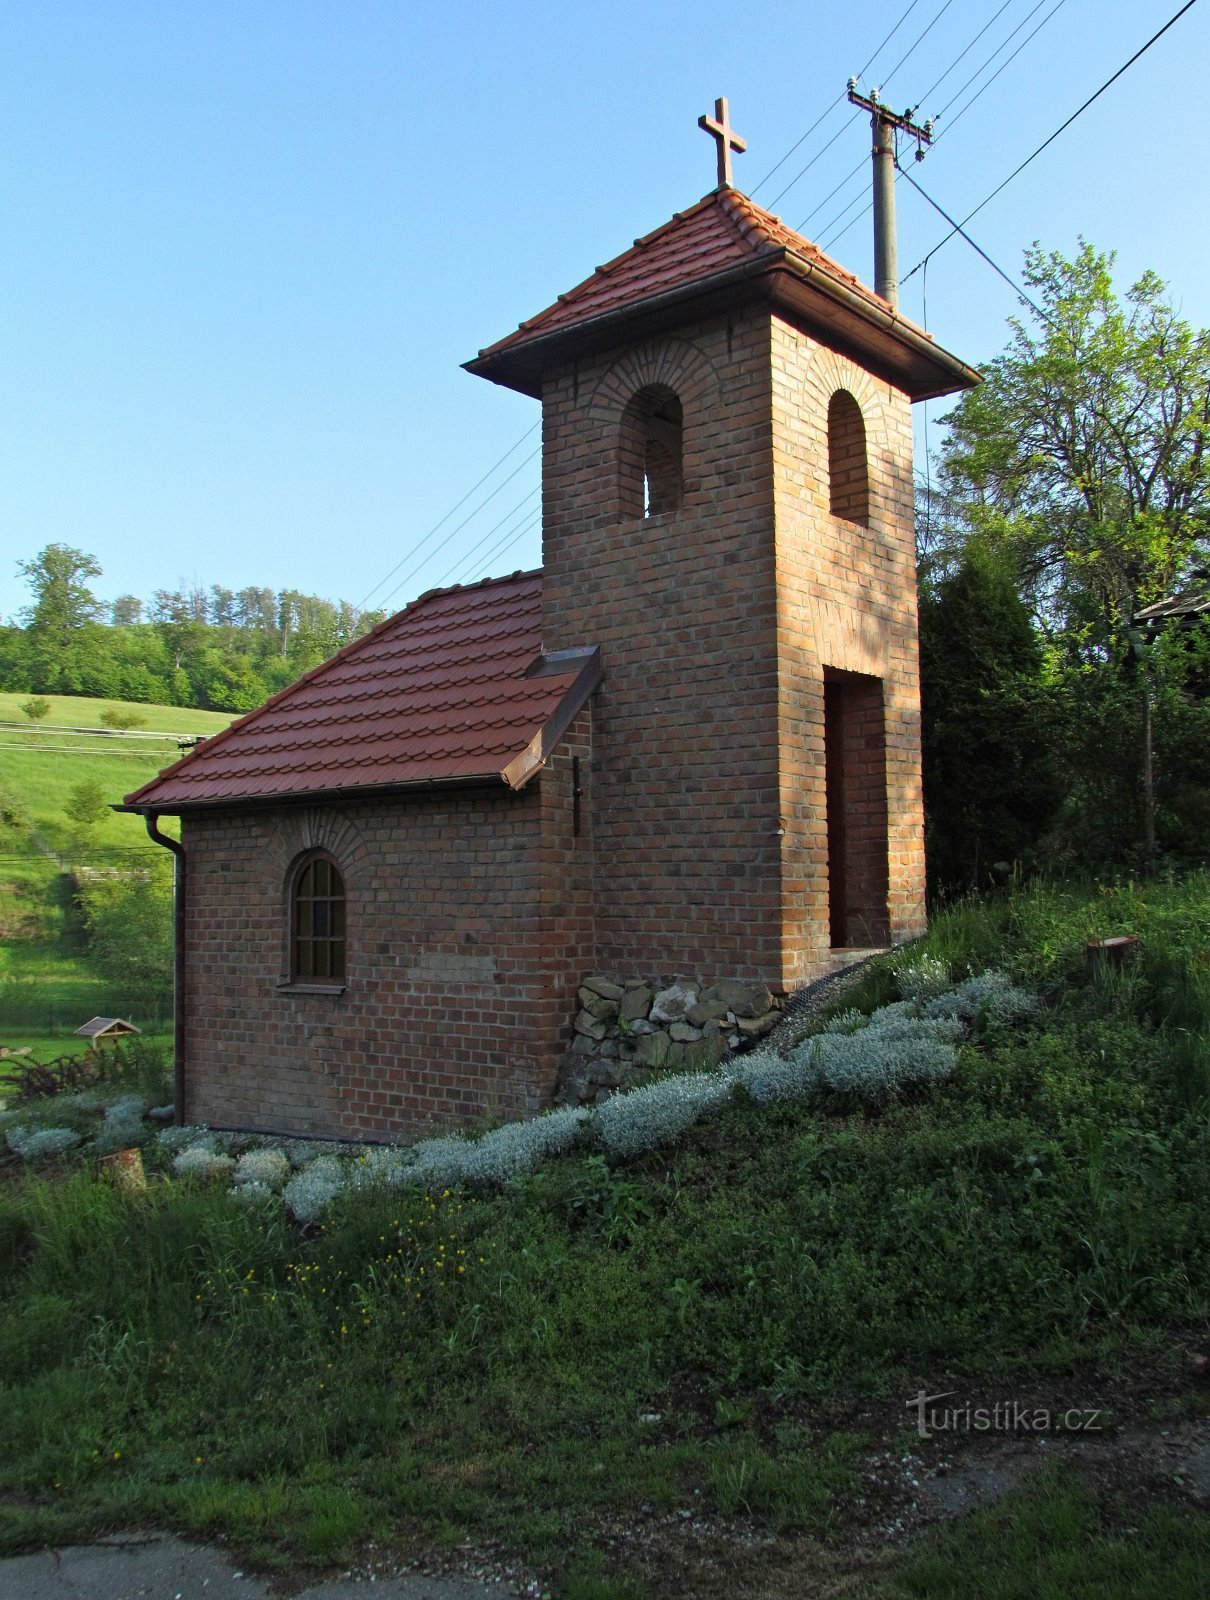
[{"x1": 0, "y1": 545, "x2": 386, "y2": 714}]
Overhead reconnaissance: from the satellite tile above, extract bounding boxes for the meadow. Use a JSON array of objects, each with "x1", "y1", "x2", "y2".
[
  {"x1": 0, "y1": 693, "x2": 232, "y2": 1038},
  {"x1": 0, "y1": 877, "x2": 1207, "y2": 1597}
]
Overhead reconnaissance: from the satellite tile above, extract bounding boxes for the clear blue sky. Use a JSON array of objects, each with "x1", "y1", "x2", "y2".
[{"x1": 2, "y1": 0, "x2": 1206, "y2": 622}]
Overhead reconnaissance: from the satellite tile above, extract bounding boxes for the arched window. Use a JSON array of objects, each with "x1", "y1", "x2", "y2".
[
  {"x1": 291, "y1": 852, "x2": 346, "y2": 982},
  {"x1": 827, "y1": 390, "x2": 869, "y2": 525},
  {"x1": 619, "y1": 385, "x2": 683, "y2": 518}
]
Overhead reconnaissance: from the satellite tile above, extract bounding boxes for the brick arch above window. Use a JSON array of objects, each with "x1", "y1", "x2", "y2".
[
  {"x1": 267, "y1": 807, "x2": 371, "y2": 886},
  {"x1": 288, "y1": 849, "x2": 347, "y2": 984},
  {"x1": 587, "y1": 335, "x2": 721, "y2": 420},
  {"x1": 827, "y1": 389, "x2": 870, "y2": 526}
]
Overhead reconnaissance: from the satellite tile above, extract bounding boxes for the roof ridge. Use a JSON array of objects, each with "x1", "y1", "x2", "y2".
[
  {"x1": 715, "y1": 186, "x2": 776, "y2": 249},
  {"x1": 477, "y1": 194, "x2": 721, "y2": 353}
]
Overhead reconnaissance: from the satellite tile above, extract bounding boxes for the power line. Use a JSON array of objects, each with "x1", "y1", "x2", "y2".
[
  {"x1": 354, "y1": 424, "x2": 538, "y2": 611},
  {"x1": 902, "y1": 0, "x2": 1202, "y2": 286},
  {"x1": 795, "y1": 1, "x2": 1052, "y2": 239},
  {"x1": 767, "y1": 113, "x2": 863, "y2": 213},
  {"x1": 935, "y1": 0, "x2": 1068, "y2": 137},
  {"x1": 794, "y1": 154, "x2": 867, "y2": 233},
  {"x1": 877, "y1": 0, "x2": 962, "y2": 92},
  {"x1": 433, "y1": 496, "x2": 541, "y2": 590},
  {"x1": 0, "y1": 743, "x2": 167, "y2": 757},
  {"x1": 817, "y1": 0, "x2": 1067, "y2": 259},
  {"x1": 913, "y1": 0, "x2": 1018, "y2": 106},
  {"x1": 461, "y1": 512, "x2": 543, "y2": 587},
  {"x1": 756, "y1": 0, "x2": 937, "y2": 206},
  {"x1": 0, "y1": 722, "x2": 187, "y2": 742},
  {"x1": 894, "y1": 158, "x2": 1051, "y2": 319},
  {"x1": 371, "y1": 452, "x2": 541, "y2": 613}
]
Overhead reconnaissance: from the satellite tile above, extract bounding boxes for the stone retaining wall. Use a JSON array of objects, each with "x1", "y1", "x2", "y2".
[{"x1": 556, "y1": 974, "x2": 784, "y2": 1105}]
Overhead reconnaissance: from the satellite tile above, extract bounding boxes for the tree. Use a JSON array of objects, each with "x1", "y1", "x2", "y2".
[
  {"x1": 17, "y1": 544, "x2": 106, "y2": 691},
  {"x1": 18, "y1": 544, "x2": 104, "y2": 640},
  {"x1": 929, "y1": 243, "x2": 1210, "y2": 868},
  {"x1": 78, "y1": 858, "x2": 174, "y2": 1016},
  {"x1": 919, "y1": 552, "x2": 1061, "y2": 896},
  {"x1": 934, "y1": 242, "x2": 1210, "y2": 659},
  {"x1": 64, "y1": 777, "x2": 110, "y2": 859}
]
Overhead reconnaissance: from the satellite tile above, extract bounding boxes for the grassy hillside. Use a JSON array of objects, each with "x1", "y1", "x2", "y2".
[
  {"x1": 0, "y1": 692, "x2": 232, "y2": 863},
  {"x1": 0, "y1": 694, "x2": 233, "y2": 1035},
  {"x1": 0, "y1": 878, "x2": 1207, "y2": 1597}
]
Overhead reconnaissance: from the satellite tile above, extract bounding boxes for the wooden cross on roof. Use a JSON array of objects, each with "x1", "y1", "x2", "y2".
[{"x1": 698, "y1": 96, "x2": 747, "y2": 189}]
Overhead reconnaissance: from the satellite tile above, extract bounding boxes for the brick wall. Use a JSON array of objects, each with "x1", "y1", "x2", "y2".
[
  {"x1": 540, "y1": 308, "x2": 784, "y2": 982},
  {"x1": 180, "y1": 785, "x2": 558, "y2": 1142},
  {"x1": 770, "y1": 318, "x2": 927, "y2": 980},
  {"x1": 538, "y1": 307, "x2": 926, "y2": 993}
]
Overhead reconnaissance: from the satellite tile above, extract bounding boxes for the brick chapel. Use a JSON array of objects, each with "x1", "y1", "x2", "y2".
[{"x1": 123, "y1": 117, "x2": 978, "y2": 1141}]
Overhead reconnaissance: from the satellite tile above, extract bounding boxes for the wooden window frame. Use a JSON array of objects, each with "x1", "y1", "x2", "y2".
[{"x1": 288, "y1": 850, "x2": 347, "y2": 986}]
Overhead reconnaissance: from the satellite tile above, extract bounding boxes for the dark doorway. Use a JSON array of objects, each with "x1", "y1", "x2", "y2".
[{"x1": 824, "y1": 670, "x2": 890, "y2": 948}]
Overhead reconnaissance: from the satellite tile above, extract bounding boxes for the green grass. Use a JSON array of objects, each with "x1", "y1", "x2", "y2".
[
  {"x1": 897, "y1": 1467, "x2": 1210, "y2": 1598},
  {"x1": 0, "y1": 691, "x2": 234, "y2": 735},
  {"x1": 0, "y1": 875, "x2": 1207, "y2": 1593},
  {"x1": 0, "y1": 692, "x2": 232, "y2": 866},
  {"x1": 0, "y1": 941, "x2": 170, "y2": 1036},
  {"x1": 0, "y1": 691, "x2": 228, "y2": 1036}
]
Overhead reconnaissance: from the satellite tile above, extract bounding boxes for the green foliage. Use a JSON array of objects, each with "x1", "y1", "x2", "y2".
[
  {"x1": 920, "y1": 552, "x2": 1061, "y2": 895},
  {"x1": 98, "y1": 706, "x2": 146, "y2": 729},
  {"x1": 899, "y1": 1465, "x2": 1210, "y2": 1599},
  {"x1": 2, "y1": 548, "x2": 383, "y2": 712},
  {"x1": 927, "y1": 242, "x2": 1210, "y2": 871},
  {"x1": 76, "y1": 857, "x2": 174, "y2": 1013},
  {"x1": 0, "y1": 876, "x2": 1206, "y2": 1578},
  {"x1": 64, "y1": 779, "x2": 108, "y2": 830},
  {"x1": 934, "y1": 242, "x2": 1210, "y2": 652},
  {"x1": 19, "y1": 696, "x2": 50, "y2": 722}
]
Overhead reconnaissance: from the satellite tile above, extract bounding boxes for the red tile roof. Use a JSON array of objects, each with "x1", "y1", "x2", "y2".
[
  {"x1": 474, "y1": 187, "x2": 890, "y2": 361},
  {"x1": 466, "y1": 186, "x2": 980, "y2": 403},
  {"x1": 123, "y1": 572, "x2": 596, "y2": 811}
]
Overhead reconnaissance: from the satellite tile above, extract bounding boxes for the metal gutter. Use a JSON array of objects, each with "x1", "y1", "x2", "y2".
[
  {"x1": 143, "y1": 813, "x2": 186, "y2": 1125},
  {"x1": 466, "y1": 248, "x2": 979, "y2": 402},
  {"x1": 113, "y1": 771, "x2": 506, "y2": 817}
]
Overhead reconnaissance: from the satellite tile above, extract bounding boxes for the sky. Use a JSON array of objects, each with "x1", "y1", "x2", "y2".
[{"x1": 1, "y1": 0, "x2": 1206, "y2": 623}]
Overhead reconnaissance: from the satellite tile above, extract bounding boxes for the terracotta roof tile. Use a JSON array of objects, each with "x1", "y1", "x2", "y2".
[
  {"x1": 473, "y1": 187, "x2": 889, "y2": 362},
  {"x1": 123, "y1": 572, "x2": 593, "y2": 810}
]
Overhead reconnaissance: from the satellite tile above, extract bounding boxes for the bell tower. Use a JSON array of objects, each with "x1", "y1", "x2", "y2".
[{"x1": 466, "y1": 123, "x2": 978, "y2": 992}]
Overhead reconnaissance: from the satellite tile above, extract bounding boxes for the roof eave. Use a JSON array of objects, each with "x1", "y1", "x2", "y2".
[
  {"x1": 465, "y1": 252, "x2": 979, "y2": 403},
  {"x1": 114, "y1": 771, "x2": 511, "y2": 818},
  {"x1": 501, "y1": 647, "x2": 602, "y2": 788}
]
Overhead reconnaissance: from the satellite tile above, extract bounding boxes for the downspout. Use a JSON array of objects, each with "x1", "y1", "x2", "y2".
[{"x1": 144, "y1": 813, "x2": 186, "y2": 1124}]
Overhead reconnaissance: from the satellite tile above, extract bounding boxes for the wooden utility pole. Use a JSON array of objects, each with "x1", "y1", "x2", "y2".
[{"x1": 845, "y1": 82, "x2": 933, "y2": 310}]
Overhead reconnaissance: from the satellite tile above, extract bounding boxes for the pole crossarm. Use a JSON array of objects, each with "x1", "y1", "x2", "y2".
[
  {"x1": 845, "y1": 84, "x2": 935, "y2": 159},
  {"x1": 844, "y1": 82, "x2": 934, "y2": 310}
]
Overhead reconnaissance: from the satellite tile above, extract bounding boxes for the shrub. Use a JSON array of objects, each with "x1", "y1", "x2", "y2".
[
  {"x1": 6, "y1": 1126, "x2": 83, "y2": 1161},
  {"x1": 19, "y1": 697, "x2": 50, "y2": 722},
  {"x1": 172, "y1": 1147, "x2": 235, "y2": 1182},
  {"x1": 893, "y1": 953, "x2": 952, "y2": 1002},
  {"x1": 283, "y1": 1156, "x2": 348, "y2": 1224},
  {"x1": 595, "y1": 1071, "x2": 733, "y2": 1159},
  {"x1": 99, "y1": 706, "x2": 147, "y2": 729},
  {"x1": 92, "y1": 1094, "x2": 147, "y2": 1155},
  {"x1": 233, "y1": 1148, "x2": 291, "y2": 1192}
]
